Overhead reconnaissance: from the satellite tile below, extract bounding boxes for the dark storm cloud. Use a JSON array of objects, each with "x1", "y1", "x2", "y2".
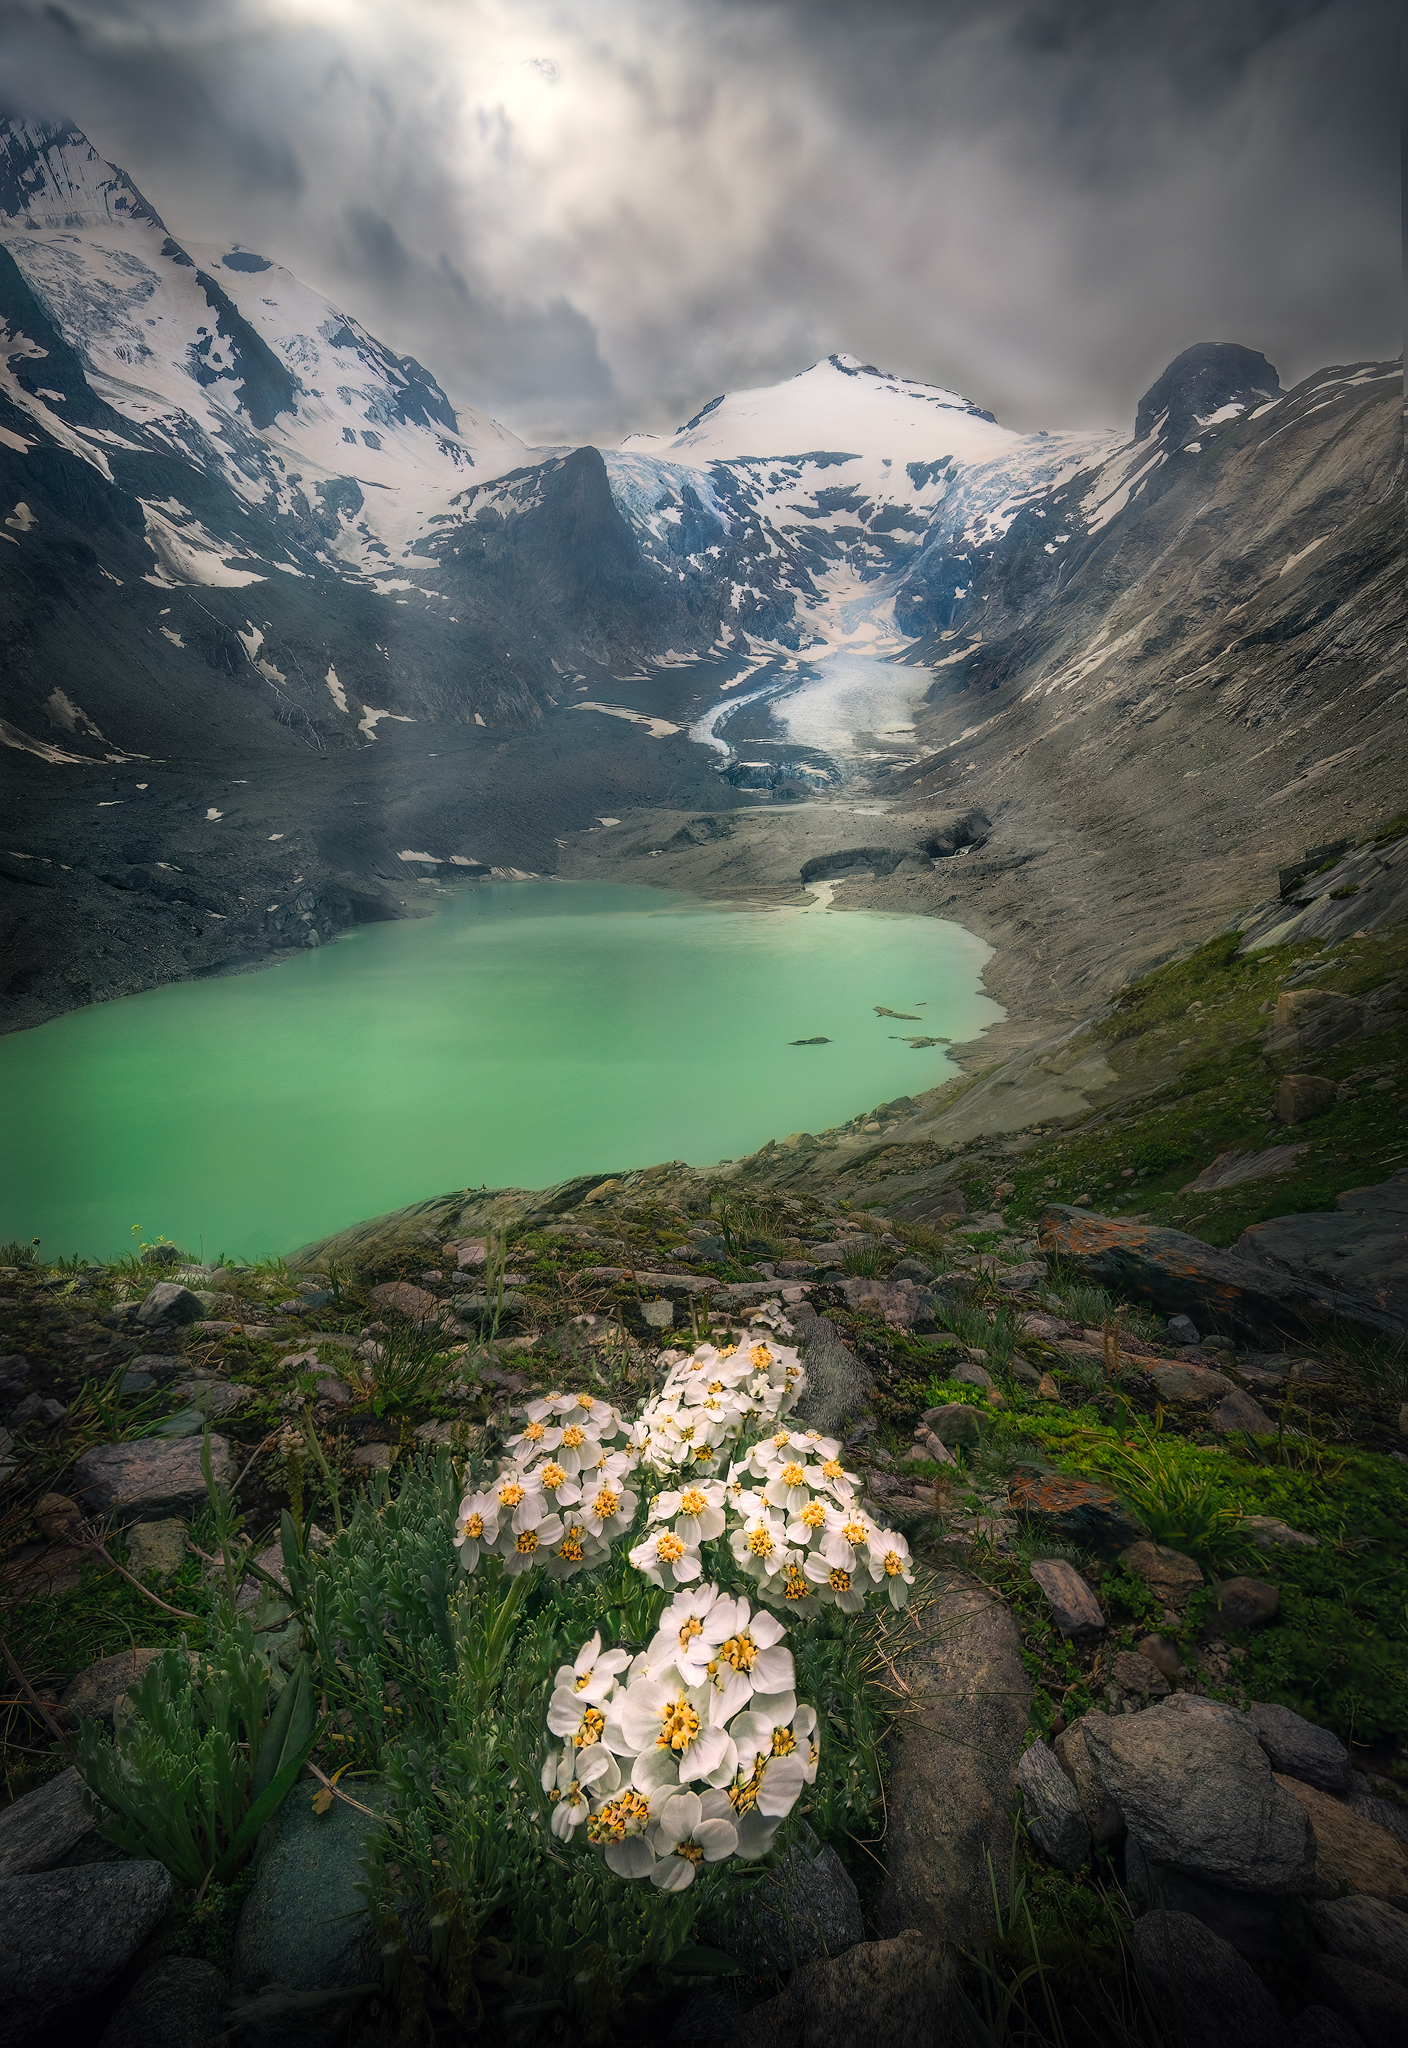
[{"x1": 0, "y1": 0, "x2": 1397, "y2": 444}]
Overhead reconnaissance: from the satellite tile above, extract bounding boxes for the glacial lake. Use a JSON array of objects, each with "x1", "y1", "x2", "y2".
[{"x1": 0, "y1": 881, "x2": 1000, "y2": 1262}]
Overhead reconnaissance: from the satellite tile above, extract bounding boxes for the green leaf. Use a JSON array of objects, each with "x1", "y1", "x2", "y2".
[
  {"x1": 251, "y1": 1655, "x2": 313, "y2": 1804},
  {"x1": 226, "y1": 1711, "x2": 325, "y2": 1873}
]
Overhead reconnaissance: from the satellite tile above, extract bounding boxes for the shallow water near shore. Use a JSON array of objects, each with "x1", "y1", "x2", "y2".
[{"x1": 1, "y1": 881, "x2": 1000, "y2": 1261}]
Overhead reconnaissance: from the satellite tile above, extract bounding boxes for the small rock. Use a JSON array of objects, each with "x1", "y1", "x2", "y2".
[
  {"x1": 96, "y1": 1955, "x2": 228, "y2": 2048},
  {"x1": 1037, "y1": 1372, "x2": 1060, "y2": 1399},
  {"x1": 1053, "y1": 1716, "x2": 1126, "y2": 1845},
  {"x1": 1241, "y1": 1514, "x2": 1319, "y2": 1549},
  {"x1": 1009, "y1": 1469, "x2": 1141, "y2": 1547},
  {"x1": 314, "y1": 1377, "x2": 352, "y2": 1405},
  {"x1": 169, "y1": 1379, "x2": 251, "y2": 1417},
  {"x1": 120, "y1": 1371, "x2": 156, "y2": 1394},
  {"x1": 1108, "y1": 1649, "x2": 1171, "y2": 1697},
  {"x1": 366, "y1": 1280, "x2": 443, "y2": 1322},
  {"x1": 996, "y1": 1262, "x2": 1047, "y2": 1292},
  {"x1": 1081, "y1": 1697, "x2": 1315, "y2": 1893},
  {"x1": 1250, "y1": 1701, "x2": 1350, "y2": 1793},
  {"x1": 759, "y1": 1929, "x2": 952, "y2": 2048},
  {"x1": 1008, "y1": 1358, "x2": 1042, "y2": 1387},
  {"x1": 920, "y1": 1402, "x2": 982, "y2": 1446},
  {"x1": 1018, "y1": 1739, "x2": 1090, "y2": 1871},
  {"x1": 1211, "y1": 1389, "x2": 1277, "y2": 1433},
  {"x1": 1144, "y1": 1362, "x2": 1237, "y2": 1405},
  {"x1": 0, "y1": 1767, "x2": 97, "y2": 1876},
  {"x1": 33, "y1": 1494, "x2": 82, "y2": 1541},
  {"x1": 710, "y1": 1827, "x2": 864, "y2": 1972},
  {"x1": 444, "y1": 1237, "x2": 488, "y2": 1268},
  {"x1": 74, "y1": 1435, "x2": 232, "y2": 1523},
  {"x1": 1308, "y1": 1894, "x2": 1408, "y2": 1987},
  {"x1": 1211, "y1": 1577, "x2": 1280, "y2": 1630},
  {"x1": 134, "y1": 1281, "x2": 206, "y2": 1328},
  {"x1": 1029, "y1": 1558, "x2": 1104, "y2": 1639},
  {"x1": 1132, "y1": 1910, "x2": 1282, "y2": 2048},
  {"x1": 642, "y1": 1299, "x2": 675, "y2": 1328},
  {"x1": 124, "y1": 1520, "x2": 187, "y2": 1582},
  {"x1": 0, "y1": 1860, "x2": 171, "y2": 2039},
  {"x1": 10, "y1": 1394, "x2": 65, "y2": 1426},
  {"x1": 1120, "y1": 1540, "x2": 1204, "y2": 1607},
  {"x1": 1274, "y1": 1775, "x2": 1408, "y2": 1909},
  {"x1": 777, "y1": 1260, "x2": 820, "y2": 1279},
  {"x1": 125, "y1": 1354, "x2": 185, "y2": 1383},
  {"x1": 1167, "y1": 1314, "x2": 1201, "y2": 1345},
  {"x1": 1306, "y1": 1956, "x2": 1408, "y2": 2040},
  {"x1": 1276, "y1": 1073, "x2": 1339, "y2": 1124},
  {"x1": 1138, "y1": 1634, "x2": 1182, "y2": 1681},
  {"x1": 350, "y1": 1443, "x2": 393, "y2": 1471},
  {"x1": 949, "y1": 1360, "x2": 993, "y2": 1388},
  {"x1": 0, "y1": 1353, "x2": 31, "y2": 1400},
  {"x1": 60, "y1": 1647, "x2": 165, "y2": 1727}
]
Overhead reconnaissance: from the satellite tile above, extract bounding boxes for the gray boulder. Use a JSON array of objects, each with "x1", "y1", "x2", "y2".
[
  {"x1": 1306, "y1": 1956, "x2": 1408, "y2": 2041},
  {"x1": 710, "y1": 1828, "x2": 863, "y2": 1972},
  {"x1": 0, "y1": 1860, "x2": 171, "y2": 2045},
  {"x1": 1308, "y1": 1894, "x2": 1408, "y2": 1987},
  {"x1": 60, "y1": 1647, "x2": 165, "y2": 1727},
  {"x1": 1288, "y1": 2009, "x2": 1367, "y2": 2048},
  {"x1": 1081, "y1": 1697, "x2": 1315, "y2": 1893},
  {"x1": 97, "y1": 1956, "x2": 228, "y2": 2048},
  {"x1": 878, "y1": 1568, "x2": 1030, "y2": 1945},
  {"x1": 733, "y1": 1931, "x2": 953, "y2": 2048},
  {"x1": 1250, "y1": 1701, "x2": 1350, "y2": 1793},
  {"x1": 920, "y1": 1402, "x2": 982, "y2": 1446},
  {"x1": 1053, "y1": 1717, "x2": 1125, "y2": 1846},
  {"x1": 233, "y1": 1777, "x2": 383, "y2": 2016},
  {"x1": 0, "y1": 1768, "x2": 97, "y2": 1876},
  {"x1": 1017, "y1": 1740, "x2": 1090, "y2": 1872},
  {"x1": 1234, "y1": 1170, "x2": 1408, "y2": 1323},
  {"x1": 1131, "y1": 1910, "x2": 1282, "y2": 2048},
  {"x1": 790, "y1": 1307, "x2": 874, "y2": 1433},
  {"x1": 74, "y1": 1435, "x2": 232, "y2": 1523},
  {"x1": 135, "y1": 1282, "x2": 207, "y2": 1327}
]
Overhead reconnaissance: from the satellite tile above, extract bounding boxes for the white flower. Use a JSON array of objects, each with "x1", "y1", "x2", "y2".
[
  {"x1": 544, "y1": 1742, "x2": 620, "y2": 1839},
  {"x1": 821, "y1": 1502, "x2": 878, "y2": 1571},
  {"x1": 628, "y1": 1526, "x2": 703, "y2": 1589},
  {"x1": 649, "y1": 1477, "x2": 727, "y2": 1547},
  {"x1": 649, "y1": 1789, "x2": 738, "y2": 1890},
  {"x1": 452, "y1": 1491, "x2": 498, "y2": 1571},
  {"x1": 802, "y1": 1551, "x2": 867, "y2": 1612},
  {"x1": 679, "y1": 1593, "x2": 794, "y2": 1723},
  {"x1": 651, "y1": 1583, "x2": 726, "y2": 1665},
  {"x1": 617, "y1": 1666, "x2": 733, "y2": 1782},
  {"x1": 586, "y1": 1787, "x2": 657, "y2": 1878},
  {"x1": 500, "y1": 1513, "x2": 564, "y2": 1574},
  {"x1": 546, "y1": 1683, "x2": 614, "y2": 1751},
  {"x1": 731, "y1": 1689, "x2": 819, "y2": 1786},
  {"x1": 552, "y1": 1632, "x2": 632, "y2": 1704},
  {"x1": 864, "y1": 1528, "x2": 915, "y2": 1606}
]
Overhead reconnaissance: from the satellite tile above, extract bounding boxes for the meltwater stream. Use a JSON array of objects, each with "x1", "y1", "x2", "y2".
[{"x1": 0, "y1": 882, "x2": 1000, "y2": 1261}]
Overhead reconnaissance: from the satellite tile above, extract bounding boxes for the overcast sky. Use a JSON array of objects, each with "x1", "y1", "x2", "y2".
[{"x1": 3, "y1": 0, "x2": 1400, "y2": 445}]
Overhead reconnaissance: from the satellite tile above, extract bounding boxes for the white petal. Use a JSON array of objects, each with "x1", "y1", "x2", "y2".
[
  {"x1": 605, "y1": 1837, "x2": 657, "y2": 1880},
  {"x1": 752, "y1": 1645, "x2": 794, "y2": 1692},
  {"x1": 695, "y1": 1818, "x2": 739, "y2": 1861},
  {"x1": 652, "y1": 1855, "x2": 696, "y2": 1891}
]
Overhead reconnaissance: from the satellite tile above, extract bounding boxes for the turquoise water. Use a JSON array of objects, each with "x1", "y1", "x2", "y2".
[{"x1": 0, "y1": 882, "x2": 999, "y2": 1261}]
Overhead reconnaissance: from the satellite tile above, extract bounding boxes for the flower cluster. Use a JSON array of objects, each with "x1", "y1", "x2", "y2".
[
  {"x1": 540, "y1": 1589, "x2": 818, "y2": 1888},
  {"x1": 724, "y1": 1425, "x2": 915, "y2": 1615},
  {"x1": 454, "y1": 1392, "x2": 639, "y2": 1580}
]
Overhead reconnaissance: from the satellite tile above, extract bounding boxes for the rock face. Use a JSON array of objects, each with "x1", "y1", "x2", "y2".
[
  {"x1": 735, "y1": 1931, "x2": 953, "y2": 2048},
  {"x1": 1275, "y1": 1775, "x2": 1408, "y2": 1909},
  {"x1": 1249, "y1": 1702, "x2": 1350, "y2": 1794},
  {"x1": 1007, "y1": 1470, "x2": 1141, "y2": 1547},
  {"x1": 1306, "y1": 1956, "x2": 1408, "y2": 2040},
  {"x1": 1054, "y1": 1716, "x2": 1125, "y2": 1846},
  {"x1": 1081, "y1": 1699, "x2": 1316, "y2": 1894},
  {"x1": 96, "y1": 1956, "x2": 228, "y2": 2048},
  {"x1": 73, "y1": 1435, "x2": 232, "y2": 1522},
  {"x1": 713, "y1": 1830, "x2": 864, "y2": 1973},
  {"x1": 1131, "y1": 1910, "x2": 1283, "y2": 2048},
  {"x1": 1037, "y1": 1208, "x2": 1403, "y2": 1341},
  {"x1": 1308, "y1": 1894, "x2": 1408, "y2": 1986},
  {"x1": 1119, "y1": 1542, "x2": 1203, "y2": 1607},
  {"x1": 920, "y1": 1402, "x2": 983, "y2": 1447},
  {"x1": 1234, "y1": 1171, "x2": 1408, "y2": 1322},
  {"x1": 878, "y1": 1569, "x2": 1030, "y2": 1945},
  {"x1": 1275, "y1": 1074, "x2": 1339, "y2": 1125},
  {"x1": 0, "y1": 1860, "x2": 171, "y2": 2043},
  {"x1": 790, "y1": 1306, "x2": 874, "y2": 1434},
  {"x1": 1017, "y1": 1740, "x2": 1090, "y2": 1872},
  {"x1": 60, "y1": 1647, "x2": 165, "y2": 1726},
  {"x1": 0, "y1": 1768, "x2": 97, "y2": 1875}
]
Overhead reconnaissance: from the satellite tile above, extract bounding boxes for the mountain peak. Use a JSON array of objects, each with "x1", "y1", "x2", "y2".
[
  {"x1": 1134, "y1": 341, "x2": 1281, "y2": 447},
  {"x1": 0, "y1": 115, "x2": 166, "y2": 231}
]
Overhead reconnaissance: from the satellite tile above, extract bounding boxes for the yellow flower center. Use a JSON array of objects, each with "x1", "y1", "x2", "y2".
[
  {"x1": 780, "y1": 1462, "x2": 806, "y2": 1488},
  {"x1": 674, "y1": 1839, "x2": 705, "y2": 1864},
  {"x1": 522, "y1": 1422, "x2": 546, "y2": 1441},
  {"x1": 751, "y1": 1344, "x2": 773, "y2": 1368},
  {"x1": 678, "y1": 1614, "x2": 704, "y2": 1646},
  {"x1": 679, "y1": 1488, "x2": 707, "y2": 1517},
  {"x1": 719, "y1": 1631, "x2": 757, "y2": 1672},
  {"x1": 498, "y1": 1482, "x2": 525, "y2": 1508},
  {"x1": 830, "y1": 1566, "x2": 852, "y2": 1593},
  {"x1": 655, "y1": 1532, "x2": 687, "y2": 1564},
  {"x1": 657, "y1": 1696, "x2": 701, "y2": 1751},
  {"x1": 727, "y1": 1762, "x2": 765, "y2": 1815},
  {"x1": 883, "y1": 1550, "x2": 905, "y2": 1576},
  {"x1": 578, "y1": 1395, "x2": 595, "y2": 1410},
  {"x1": 799, "y1": 1501, "x2": 826, "y2": 1528},
  {"x1": 561, "y1": 1425, "x2": 586, "y2": 1447},
  {"x1": 841, "y1": 1519, "x2": 867, "y2": 1545},
  {"x1": 693, "y1": 1445, "x2": 716, "y2": 1464},
  {"x1": 772, "y1": 1725, "x2": 796, "y2": 1756},
  {"x1": 783, "y1": 1564, "x2": 809, "y2": 1601},
  {"x1": 557, "y1": 1528, "x2": 585, "y2": 1562},
  {"x1": 574, "y1": 1706, "x2": 605, "y2": 1749},
  {"x1": 822, "y1": 1458, "x2": 843, "y2": 1480},
  {"x1": 747, "y1": 1527, "x2": 775, "y2": 1558},
  {"x1": 515, "y1": 1529, "x2": 538, "y2": 1555},
  {"x1": 587, "y1": 1788, "x2": 649, "y2": 1842},
  {"x1": 708, "y1": 1380, "x2": 724, "y2": 1393},
  {"x1": 771, "y1": 1431, "x2": 791, "y2": 1448},
  {"x1": 539, "y1": 1462, "x2": 567, "y2": 1490},
  {"x1": 592, "y1": 1488, "x2": 620, "y2": 1520},
  {"x1": 464, "y1": 1513, "x2": 484, "y2": 1539},
  {"x1": 718, "y1": 1344, "x2": 737, "y2": 1359}
]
